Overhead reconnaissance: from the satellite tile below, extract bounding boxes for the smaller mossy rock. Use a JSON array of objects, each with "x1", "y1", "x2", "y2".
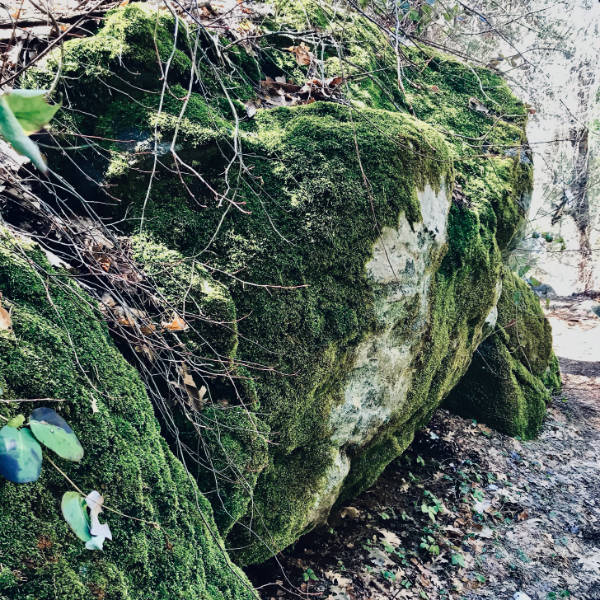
[
  {"x1": 497, "y1": 268, "x2": 555, "y2": 375},
  {"x1": 445, "y1": 333, "x2": 549, "y2": 438},
  {"x1": 0, "y1": 230, "x2": 255, "y2": 600},
  {"x1": 445, "y1": 269, "x2": 559, "y2": 438}
]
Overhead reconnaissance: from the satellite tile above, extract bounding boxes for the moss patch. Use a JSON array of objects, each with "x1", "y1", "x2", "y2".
[
  {"x1": 0, "y1": 231, "x2": 255, "y2": 599},
  {"x1": 445, "y1": 269, "x2": 559, "y2": 438}
]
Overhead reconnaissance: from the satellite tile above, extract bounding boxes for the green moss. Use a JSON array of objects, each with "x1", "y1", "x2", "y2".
[
  {"x1": 542, "y1": 353, "x2": 562, "y2": 393},
  {"x1": 0, "y1": 231, "x2": 255, "y2": 599},
  {"x1": 497, "y1": 268, "x2": 554, "y2": 375},
  {"x1": 445, "y1": 333, "x2": 549, "y2": 438},
  {"x1": 444, "y1": 269, "x2": 559, "y2": 438},
  {"x1": 191, "y1": 405, "x2": 269, "y2": 535},
  {"x1": 22, "y1": 2, "x2": 541, "y2": 566},
  {"x1": 130, "y1": 234, "x2": 239, "y2": 359}
]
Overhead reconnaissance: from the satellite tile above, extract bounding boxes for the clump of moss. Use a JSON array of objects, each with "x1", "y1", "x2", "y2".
[
  {"x1": 21, "y1": 2, "x2": 543, "y2": 565},
  {"x1": 445, "y1": 269, "x2": 559, "y2": 438},
  {"x1": 0, "y1": 230, "x2": 255, "y2": 599},
  {"x1": 497, "y1": 268, "x2": 554, "y2": 374},
  {"x1": 130, "y1": 234, "x2": 240, "y2": 360}
]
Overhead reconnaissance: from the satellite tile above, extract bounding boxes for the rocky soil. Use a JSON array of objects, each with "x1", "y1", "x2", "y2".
[{"x1": 248, "y1": 295, "x2": 600, "y2": 600}]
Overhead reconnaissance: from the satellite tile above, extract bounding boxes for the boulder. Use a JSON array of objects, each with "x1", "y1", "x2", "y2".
[
  {"x1": 6, "y1": 0, "x2": 556, "y2": 573},
  {"x1": 0, "y1": 231, "x2": 255, "y2": 599}
]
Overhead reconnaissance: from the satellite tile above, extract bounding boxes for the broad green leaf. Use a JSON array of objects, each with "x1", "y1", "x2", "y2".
[
  {"x1": 29, "y1": 407, "x2": 83, "y2": 461},
  {"x1": 61, "y1": 491, "x2": 92, "y2": 543},
  {"x1": 0, "y1": 425, "x2": 42, "y2": 483},
  {"x1": 62, "y1": 490, "x2": 111, "y2": 550},
  {"x1": 0, "y1": 96, "x2": 47, "y2": 173},
  {"x1": 6, "y1": 414, "x2": 25, "y2": 428},
  {"x1": 3, "y1": 90, "x2": 60, "y2": 135}
]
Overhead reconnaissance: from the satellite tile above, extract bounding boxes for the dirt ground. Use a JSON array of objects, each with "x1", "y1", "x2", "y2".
[{"x1": 247, "y1": 296, "x2": 600, "y2": 600}]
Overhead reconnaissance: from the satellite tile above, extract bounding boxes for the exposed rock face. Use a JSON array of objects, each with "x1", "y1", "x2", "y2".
[
  {"x1": 314, "y1": 184, "x2": 450, "y2": 525},
  {"x1": 0, "y1": 1, "x2": 558, "y2": 590}
]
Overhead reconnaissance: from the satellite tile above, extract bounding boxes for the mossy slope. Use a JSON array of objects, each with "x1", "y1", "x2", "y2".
[
  {"x1": 0, "y1": 232, "x2": 255, "y2": 600},
  {"x1": 19, "y1": 1, "x2": 549, "y2": 565}
]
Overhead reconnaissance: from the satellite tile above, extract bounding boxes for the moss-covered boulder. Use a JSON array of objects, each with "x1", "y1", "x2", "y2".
[
  {"x1": 0, "y1": 231, "x2": 255, "y2": 599},
  {"x1": 445, "y1": 268, "x2": 561, "y2": 437},
  {"x1": 15, "y1": 0, "x2": 553, "y2": 566}
]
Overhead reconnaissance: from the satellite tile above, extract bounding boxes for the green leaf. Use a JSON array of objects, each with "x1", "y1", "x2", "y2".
[
  {"x1": 0, "y1": 96, "x2": 47, "y2": 173},
  {"x1": 6, "y1": 414, "x2": 25, "y2": 428},
  {"x1": 29, "y1": 407, "x2": 83, "y2": 461},
  {"x1": 0, "y1": 425, "x2": 42, "y2": 483},
  {"x1": 3, "y1": 90, "x2": 60, "y2": 135},
  {"x1": 451, "y1": 552, "x2": 465, "y2": 567},
  {"x1": 61, "y1": 491, "x2": 92, "y2": 543},
  {"x1": 0, "y1": 90, "x2": 59, "y2": 173}
]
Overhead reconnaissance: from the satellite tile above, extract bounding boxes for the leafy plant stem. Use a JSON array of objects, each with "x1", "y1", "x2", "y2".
[{"x1": 45, "y1": 455, "x2": 160, "y2": 528}]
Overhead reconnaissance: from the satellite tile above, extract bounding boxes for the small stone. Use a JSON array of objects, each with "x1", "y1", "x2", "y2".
[{"x1": 513, "y1": 592, "x2": 532, "y2": 600}]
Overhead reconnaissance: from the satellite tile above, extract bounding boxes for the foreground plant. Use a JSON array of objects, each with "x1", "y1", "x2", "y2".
[
  {"x1": 0, "y1": 407, "x2": 111, "y2": 549},
  {"x1": 0, "y1": 89, "x2": 59, "y2": 173}
]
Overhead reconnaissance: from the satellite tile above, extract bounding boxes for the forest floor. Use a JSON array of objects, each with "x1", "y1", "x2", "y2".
[{"x1": 247, "y1": 295, "x2": 600, "y2": 600}]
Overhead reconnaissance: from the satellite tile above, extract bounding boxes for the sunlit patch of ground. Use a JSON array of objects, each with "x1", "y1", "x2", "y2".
[{"x1": 248, "y1": 296, "x2": 600, "y2": 600}]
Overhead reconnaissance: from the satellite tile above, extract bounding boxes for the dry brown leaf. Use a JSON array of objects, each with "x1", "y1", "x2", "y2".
[
  {"x1": 327, "y1": 76, "x2": 344, "y2": 88},
  {"x1": 285, "y1": 43, "x2": 313, "y2": 66},
  {"x1": 0, "y1": 302, "x2": 12, "y2": 331},
  {"x1": 117, "y1": 314, "x2": 137, "y2": 328},
  {"x1": 180, "y1": 364, "x2": 207, "y2": 409},
  {"x1": 162, "y1": 313, "x2": 188, "y2": 332},
  {"x1": 96, "y1": 253, "x2": 112, "y2": 272}
]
